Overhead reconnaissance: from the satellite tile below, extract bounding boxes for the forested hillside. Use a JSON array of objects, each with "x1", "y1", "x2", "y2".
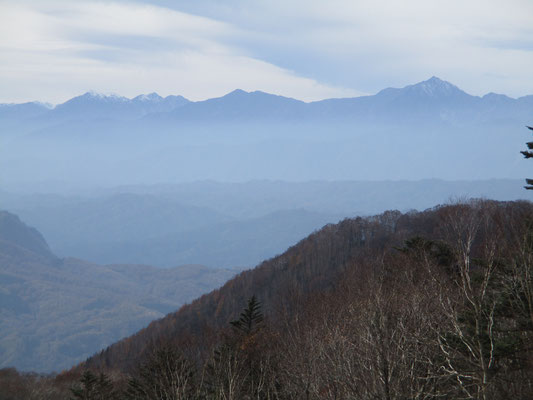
[
  {"x1": 0, "y1": 211, "x2": 237, "y2": 372},
  {"x1": 3, "y1": 199, "x2": 531, "y2": 399}
]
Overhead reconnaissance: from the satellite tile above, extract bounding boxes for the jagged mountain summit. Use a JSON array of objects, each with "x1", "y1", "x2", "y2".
[
  {"x1": 373, "y1": 76, "x2": 473, "y2": 107},
  {"x1": 48, "y1": 91, "x2": 190, "y2": 120},
  {"x1": 132, "y1": 92, "x2": 163, "y2": 102},
  {"x1": 402, "y1": 76, "x2": 465, "y2": 97}
]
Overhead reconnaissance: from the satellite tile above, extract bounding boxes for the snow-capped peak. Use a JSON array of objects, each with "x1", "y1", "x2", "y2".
[
  {"x1": 412, "y1": 76, "x2": 460, "y2": 96},
  {"x1": 133, "y1": 93, "x2": 163, "y2": 102},
  {"x1": 33, "y1": 101, "x2": 55, "y2": 109},
  {"x1": 415, "y1": 76, "x2": 458, "y2": 95},
  {"x1": 80, "y1": 91, "x2": 128, "y2": 102},
  {"x1": 404, "y1": 76, "x2": 465, "y2": 97}
]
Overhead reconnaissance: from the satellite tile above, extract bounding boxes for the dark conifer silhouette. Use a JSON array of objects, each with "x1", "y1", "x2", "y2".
[
  {"x1": 70, "y1": 370, "x2": 117, "y2": 400},
  {"x1": 230, "y1": 295, "x2": 264, "y2": 335},
  {"x1": 521, "y1": 126, "x2": 533, "y2": 189}
]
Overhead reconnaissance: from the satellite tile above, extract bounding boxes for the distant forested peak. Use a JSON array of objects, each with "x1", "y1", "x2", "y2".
[{"x1": 0, "y1": 211, "x2": 53, "y2": 257}]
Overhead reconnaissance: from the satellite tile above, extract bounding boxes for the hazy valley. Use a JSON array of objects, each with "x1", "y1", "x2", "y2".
[
  {"x1": 0, "y1": 179, "x2": 528, "y2": 268},
  {"x1": 0, "y1": 211, "x2": 237, "y2": 372}
]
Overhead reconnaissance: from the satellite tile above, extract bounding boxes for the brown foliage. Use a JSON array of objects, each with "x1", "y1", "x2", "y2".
[{"x1": 8, "y1": 200, "x2": 531, "y2": 400}]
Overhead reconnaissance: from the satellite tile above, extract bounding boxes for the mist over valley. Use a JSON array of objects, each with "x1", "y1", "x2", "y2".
[{"x1": 1, "y1": 1, "x2": 533, "y2": 397}]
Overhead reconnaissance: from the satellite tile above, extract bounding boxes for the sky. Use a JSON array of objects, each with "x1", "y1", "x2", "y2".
[{"x1": 1, "y1": 0, "x2": 532, "y2": 104}]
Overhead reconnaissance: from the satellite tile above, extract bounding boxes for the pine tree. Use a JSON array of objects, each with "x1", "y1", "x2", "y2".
[
  {"x1": 230, "y1": 295, "x2": 263, "y2": 336},
  {"x1": 206, "y1": 296, "x2": 277, "y2": 399},
  {"x1": 70, "y1": 370, "x2": 116, "y2": 400},
  {"x1": 520, "y1": 126, "x2": 533, "y2": 189}
]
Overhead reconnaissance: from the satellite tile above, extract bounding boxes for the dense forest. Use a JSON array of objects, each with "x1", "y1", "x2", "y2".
[{"x1": 1, "y1": 199, "x2": 532, "y2": 399}]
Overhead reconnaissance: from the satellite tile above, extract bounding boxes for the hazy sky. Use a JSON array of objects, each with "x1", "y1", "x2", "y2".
[{"x1": 1, "y1": 0, "x2": 532, "y2": 103}]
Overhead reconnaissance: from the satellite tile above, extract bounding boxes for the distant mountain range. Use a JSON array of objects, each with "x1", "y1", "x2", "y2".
[
  {"x1": 1, "y1": 77, "x2": 531, "y2": 184},
  {"x1": 0, "y1": 91, "x2": 190, "y2": 122},
  {"x1": 0, "y1": 211, "x2": 237, "y2": 372},
  {"x1": 2, "y1": 76, "x2": 532, "y2": 123},
  {"x1": 1, "y1": 179, "x2": 529, "y2": 268}
]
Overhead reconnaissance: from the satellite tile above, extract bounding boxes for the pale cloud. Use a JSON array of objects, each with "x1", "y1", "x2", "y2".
[
  {"x1": 1, "y1": 0, "x2": 532, "y2": 103},
  {"x1": 201, "y1": 0, "x2": 533, "y2": 97},
  {"x1": 0, "y1": 1, "x2": 358, "y2": 103}
]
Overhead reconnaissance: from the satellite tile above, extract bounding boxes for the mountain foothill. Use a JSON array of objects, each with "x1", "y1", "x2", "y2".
[{"x1": 0, "y1": 211, "x2": 237, "y2": 372}]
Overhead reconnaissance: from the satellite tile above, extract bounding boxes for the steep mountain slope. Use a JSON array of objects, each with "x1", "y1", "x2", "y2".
[
  {"x1": 0, "y1": 211, "x2": 237, "y2": 372},
  {"x1": 65, "y1": 199, "x2": 533, "y2": 400},
  {"x1": 0, "y1": 211, "x2": 54, "y2": 257},
  {"x1": 82, "y1": 200, "x2": 533, "y2": 372}
]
